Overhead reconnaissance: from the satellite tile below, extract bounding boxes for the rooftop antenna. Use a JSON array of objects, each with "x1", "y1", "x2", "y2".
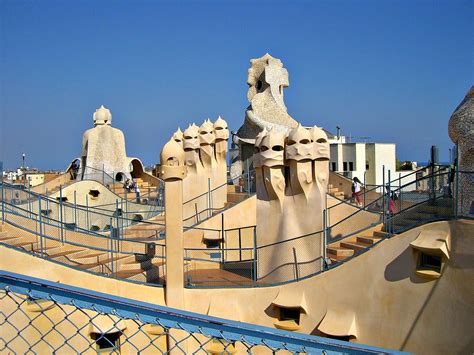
[
  {"x1": 22, "y1": 153, "x2": 26, "y2": 170},
  {"x1": 336, "y1": 125, "x2": 341, "y2": 140}
]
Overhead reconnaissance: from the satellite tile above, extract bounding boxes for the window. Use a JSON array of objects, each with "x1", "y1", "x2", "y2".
[
  {"x1": 91, "y1": 332, "x2": 121, "y2": 352},
  {"x1": 349, "y1": 162, "x2": 354, "y2": 171},
  {"x1": 40, "y1": 209, "x2": 52, "y2": 216},
  {"x1": 419, "y1": 253, "x2": 442, "y2": 273},
  {"x1": 280, "y1": 307, "x2": 301, "y2": 324},
  {"x1": 343, "y1": 162, "x2": 348, "y2": 171},
  {"x1": 204, "y1": 239, "x2": 220, "y2": 248},
  {"x1": 89, "y1": 189, "x2": 100, "y2": 198},
  {"x1": 331, "y1": 162, "x2": 336, "y2": 171},
  {"x1": 410, "y1": 230, "x2": 449, "y2": 279},
  {"x1": 273, "y1": 306, "x2": 303, "y2": 331}
]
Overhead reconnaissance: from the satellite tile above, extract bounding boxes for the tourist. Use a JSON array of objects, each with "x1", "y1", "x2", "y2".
[
  {"x1": 352, "y1": 177, "x2": 363, "y2": 206},
  {"x1": 134, "y1": 180, "x2": 140, "y2": 203}
]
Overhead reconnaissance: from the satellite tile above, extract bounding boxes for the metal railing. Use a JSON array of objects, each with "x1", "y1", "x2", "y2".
[
  {"x1": 182, "y1": 170, "x2": 255, "y2": 227},
  {"x1": 1, "y1": 182, "x2": 164, "y2": 233},
  {"x1": 0, "y1": 200, "x2": 166, "y2": 286},
  {"x1": 0, "y1": 271, "x2": 404, "y2": 354}
]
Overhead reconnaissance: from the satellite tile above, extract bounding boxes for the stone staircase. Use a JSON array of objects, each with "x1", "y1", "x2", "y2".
[
  {"x1": 110, "y1": 178, "x2": 159, "y2": 202},
  {"x1": 391, "y1": 198, "x2": 454, "y2": 232},
  {"x1": 326, "y1": 225, "x2": 389, "y2": 263},
  {"x1": 327, "y1": 184, "x2": 345, "y2": 199},
  {"x1": 225, "y1": 185, "x2": 250, "y2": 207},
  {"x1": 0, "y1": 222, "x2": 164, "y2": 284}
]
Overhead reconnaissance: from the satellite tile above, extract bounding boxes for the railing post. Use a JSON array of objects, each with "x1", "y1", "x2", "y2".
[
  {"x1": 238, "y1": 227, "x2": 242, "y2": 262},
  {"x1": 363, "y1": 171, "x2": 366, "y2": 208},
  {"x1": 292, "y1": 247, "x2": 299, "y2": 281},
  {"x1": 322, "y1": 209, "x2": 327, "y2": 270},
  {"x1": 207, "y1": 178, "x2": 211, "y2": 219},
  {"x1": 59, "y1": 185, "x2": 64, "y2": 244},
  {"x1": 73, "y1": 190, "x2": 77, "y2": 228},
  {"x1": 221, "y1": 213, "x2": 225, "y2": 265},
  {"x1": 382, "y1": 166, "x2": 385, "y2": 228},
  {"x1": 1, "y1": 177, "x2": 4, "y2": 223},
  {"x1": 86, "y1": 194, "x2": 90, "y2": 232},
  {"x1": 115, "y1": 199, "x2": 120, "y2": 246},
  {"x1": 387, "y1": 169, "x2": 393, "y2": 235},
  {"x1": 121, "y1": 199, "x2": 124, "y2": 230},
  {"x1": 38, "y1": 196, "x2": 44, "y2": 258},
  {"x1": 253, "y1": 226, "x2": 257, "y2": 286},
  {"x1": 246, "y1": 159, "x2": 250, "y2": 194},
  {"x1": 109, "y1": 217, "x2": 115, "y2": 276},
  {"x1": 399, "y1": 172, "x2": 402, "y2": 212},
  {"x1": 194, "y1": 203, "x2": 199, "y2": 224},
  {"x1": 28, "y1": 182, "x2": 31, "y2": 217}
]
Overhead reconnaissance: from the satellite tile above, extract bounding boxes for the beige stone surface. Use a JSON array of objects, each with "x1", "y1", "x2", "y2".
[
  {"x1": 253, "y1": 125, "x2": 329, "y2": 282},
  {"x1": 165, "y1": 117, "x2": 229, "y2": 222},
  {"x1": 236, "y1": 53, "x2": 298, "y2": 141},
  {"x1": 79, "y1": 105, "x2": 144, "y2": 183},
  {"x1": 184, "y1": 220, "x2": 474, "y2": 354}
]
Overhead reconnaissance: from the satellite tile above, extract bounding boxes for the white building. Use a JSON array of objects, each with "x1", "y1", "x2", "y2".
[{"x1": 328, "y1": 136, "x2": 416, "y2": 189}]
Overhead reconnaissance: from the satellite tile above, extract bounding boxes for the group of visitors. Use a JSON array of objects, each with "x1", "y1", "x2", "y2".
[
  {"x1": 352, "y1": 177, "x2": 397, "y2": 214},
  {"x1": 124, "y1": 178, "x2": 141, "y2": 203}
]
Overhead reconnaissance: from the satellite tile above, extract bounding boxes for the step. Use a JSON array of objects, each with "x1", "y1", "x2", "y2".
[
  {"x1": 47, "y1": 247, "x2": 86, "y2": 258},
  {"x1": 340, "y1": 241, "x2": 368, "y2": 253},
  {"x1": 0, "y1": 234, "x2": 20, "y2": 242},
  {"x1": 356, "y1": 235, "x2": 381, "y2": 245},
  {"x1": 69, "y1": 251, "x2": 107, "y2": 263},
  {"x1": 114, "y1": 264, "x2": 162, "y2": 282},
  {"x1": 328, "y1": 188, "x2": 340, "y2": 194},
  {"x1": 327, "y1": 246, "x2": 354, "y2": 257},
  {"x1": 373, "y1": 230, "x2": 390, "y2": 238},
  {"x1": 329, "y1": 254, "x2": 350, "y2": 263}
]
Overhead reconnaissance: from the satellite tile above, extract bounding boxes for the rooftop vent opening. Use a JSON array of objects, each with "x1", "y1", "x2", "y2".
[
  {"x1": 419, "y1": 252, "x2": 442, "y2": 274},
  {"x1": 64, "y1": 223, "x2": 76, "y2": 231},
  {"x1": 40, "y1": 209, "x2": 52, "y2": 217},
  {"x1": 90, "y1": 332, "x2": 120, "y2": 352},
  {"x1": 273, "y1": 306, "x2": 303, "y2": 331},
  {"x1": 90, "y1": 225, "x2": 100, "y2": 232},
  {"x1": 204, "y1": 239, "x2": 220, "y2": 249},
  {"x1": 132, "y1": 214, "x2": 143, "y2": 223},
  {"x1": 89, "y1": 189, "x2": 100, "y2": 198}
]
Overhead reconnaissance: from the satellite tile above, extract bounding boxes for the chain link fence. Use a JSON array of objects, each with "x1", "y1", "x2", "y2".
[{"x1": 0, "y1": 271, "x2": 402, "y2": 354}]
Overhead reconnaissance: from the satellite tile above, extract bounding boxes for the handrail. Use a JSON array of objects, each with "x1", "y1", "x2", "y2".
[
  {"x1": 3, "y1": 201, "x2": 162, "y2": 250},
  {"x1": 328, "y1": 164, "x2": 450, "y2": 210},
  {"x1": 183, "y1": 170, "x2": 255, "y2": 205}
]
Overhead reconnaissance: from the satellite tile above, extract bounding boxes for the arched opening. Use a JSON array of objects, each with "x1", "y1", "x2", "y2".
[
  {"x1": 130, "y1": 159, "x2": 144, "y2": 178},
  {"x1": 115, "y1": 173, "x2": 126, "y2": 182}
]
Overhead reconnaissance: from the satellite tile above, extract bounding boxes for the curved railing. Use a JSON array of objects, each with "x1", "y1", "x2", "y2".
[{"x1": 1, "y1": 201, "x2": 166, "y2": 285}]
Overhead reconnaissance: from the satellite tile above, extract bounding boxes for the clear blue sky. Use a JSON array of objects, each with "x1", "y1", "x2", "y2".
[{"x1": 1, "y1": 0, "x2": 472, "y2": 170}]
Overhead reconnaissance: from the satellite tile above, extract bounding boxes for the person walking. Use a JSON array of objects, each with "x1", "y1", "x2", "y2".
[
  {"x1": 352, "y1": 177, "x2": 363, "y2": 206},
  {"x1": 134, "y1": 180, "x2": 140, "y2": 203}
]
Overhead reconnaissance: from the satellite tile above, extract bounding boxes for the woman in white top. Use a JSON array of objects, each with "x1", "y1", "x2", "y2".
[{"x1": 352, "y1": 177, "x2": 363, "y2": 206}]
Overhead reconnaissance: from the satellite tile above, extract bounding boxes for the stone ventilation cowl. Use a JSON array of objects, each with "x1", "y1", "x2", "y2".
[
  {"x1": 93, "y1": 105, "x2": 112, "y2": 126},
  {"x1": 160, "y1": 139, "x2": 187, "y2": 181}
]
